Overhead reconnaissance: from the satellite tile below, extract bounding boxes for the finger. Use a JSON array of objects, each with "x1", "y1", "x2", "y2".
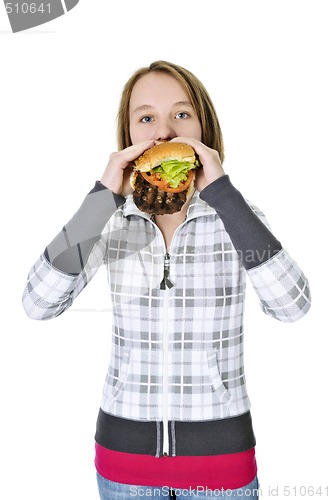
[
  {"x1": 170, "y1": 136, "x2": 200, "y2": 147},
  {"x1": 170, "y1": 137, "x2": 208, "y2": 156},
  {"x1": 121, "y1": 140, "x2": 155, "y2": 165}
]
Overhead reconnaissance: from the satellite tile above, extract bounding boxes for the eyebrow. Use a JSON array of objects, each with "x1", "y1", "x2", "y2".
[{"x1": 132, "y1": 101, "x2": 193, "y2": 114}]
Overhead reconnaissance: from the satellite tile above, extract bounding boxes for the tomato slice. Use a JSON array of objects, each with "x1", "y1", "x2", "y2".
[{"x1": 141, "y1": 169, "x2": 194, "y2": 193}]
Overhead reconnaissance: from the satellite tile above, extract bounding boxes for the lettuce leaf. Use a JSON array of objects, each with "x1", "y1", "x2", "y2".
[{"x1": 152, "y1": 160, "x2": 196, "y2": 188}]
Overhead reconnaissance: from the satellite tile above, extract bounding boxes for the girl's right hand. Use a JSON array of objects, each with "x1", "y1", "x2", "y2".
[{"x1": 100, "y1": 140, "x2": 155, "y2": 196}]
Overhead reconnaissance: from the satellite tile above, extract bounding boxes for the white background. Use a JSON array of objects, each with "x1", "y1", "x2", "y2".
[{"x1": 0, "y1": 1, "x2": 331, "y2": 498}]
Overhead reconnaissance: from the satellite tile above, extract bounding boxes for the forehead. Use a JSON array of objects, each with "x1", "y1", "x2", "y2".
[{"x1": 129, "y1": 72, "x2": 189, "y2": 110}]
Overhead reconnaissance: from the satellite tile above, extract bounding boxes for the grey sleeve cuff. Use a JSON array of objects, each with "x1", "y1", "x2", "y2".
[
  {"x1": 93, "y1": 181, "x2": 126, "y2": 208},
  {"x1": 199, "y1": 176, "x2": 282, "y2": 269},
  {"x1": 44, "y1": 181, "x2": 124, "y2": 274}
]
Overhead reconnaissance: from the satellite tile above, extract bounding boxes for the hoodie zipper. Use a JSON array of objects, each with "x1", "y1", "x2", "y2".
[
  {"x1": 160, "y1": 253, "x2": 173, "y2": 456},
  {"x1": 149, "y1": 216, "x2": 186, "y2": 457},
  {"x1": 160, "y1": 252, "x2": 173, "y2": 290}
]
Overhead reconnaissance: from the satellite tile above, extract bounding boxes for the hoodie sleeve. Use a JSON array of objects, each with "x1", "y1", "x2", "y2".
[
  {"x1": 200, "y1": 175, "x2": 311, "y2": 322},
  {"x1": 22, "y1": 182, "x2": 125, "y2": 320}
]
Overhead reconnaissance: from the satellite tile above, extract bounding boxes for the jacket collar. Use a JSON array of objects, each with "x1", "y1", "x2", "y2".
[{"x1": 122, "y1": 190, "x2": 216, "y2": 221}]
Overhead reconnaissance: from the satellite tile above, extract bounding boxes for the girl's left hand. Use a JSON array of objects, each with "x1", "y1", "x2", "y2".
[{"x1": 170, "y1": 137, "x2": 225, "y2": 192}]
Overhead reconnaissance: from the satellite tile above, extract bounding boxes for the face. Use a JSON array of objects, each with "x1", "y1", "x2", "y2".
[{"x1": 129, "y1": 72, "x2": 202, "y2": 145}]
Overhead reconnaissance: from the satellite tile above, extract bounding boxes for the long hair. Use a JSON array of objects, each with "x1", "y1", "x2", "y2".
[{"x1": 117, "y1": 60, "x2": 225, "y2": 163}]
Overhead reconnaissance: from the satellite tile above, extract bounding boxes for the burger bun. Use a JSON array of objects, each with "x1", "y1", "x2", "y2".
[{"x1": 134, "y1": 142, "x2": 196, "y2": 172}]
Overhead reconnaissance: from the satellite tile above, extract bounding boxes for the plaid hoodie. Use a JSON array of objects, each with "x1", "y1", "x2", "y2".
[{"x1": 22, "y1": 176, "x2": 311, "y2": 458}]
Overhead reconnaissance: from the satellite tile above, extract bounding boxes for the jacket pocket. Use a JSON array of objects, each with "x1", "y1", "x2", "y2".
[
  {"x1": 102, "y1": 349, "x2": 163, "y2": 420},
  {"x1": 205, "y1": 350, "x2": 232, "y2": 405},
  {"x1": 107, "y1": 350, "x2": 131, "y2": 402}
]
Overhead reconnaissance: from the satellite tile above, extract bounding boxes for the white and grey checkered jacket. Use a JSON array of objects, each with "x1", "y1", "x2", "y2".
[{"x1": 23, "y1": 188, "x2": 311, "y2": 432}]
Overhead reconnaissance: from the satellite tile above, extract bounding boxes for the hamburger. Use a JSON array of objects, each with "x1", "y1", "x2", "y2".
[{"x1": 131, "y1": 142, "x2": 200, "y2": 215}]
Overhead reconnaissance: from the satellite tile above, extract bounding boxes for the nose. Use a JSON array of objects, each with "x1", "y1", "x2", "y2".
[{"x1": 154, "y1": 120, "x2": 176, "y2": 142}]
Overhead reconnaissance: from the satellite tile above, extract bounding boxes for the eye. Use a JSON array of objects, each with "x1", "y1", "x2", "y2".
[
  {"x1": 175, "y1": 112, "x2": 190, "y2": 119},
  {"x1": 140, "y1": 116, "x2": 153, "y2": 123}
]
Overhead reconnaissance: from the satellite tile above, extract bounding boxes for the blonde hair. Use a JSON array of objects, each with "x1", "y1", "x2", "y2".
[{"x1": 117, "y1": 60, "x2": 225, "y2": 164}]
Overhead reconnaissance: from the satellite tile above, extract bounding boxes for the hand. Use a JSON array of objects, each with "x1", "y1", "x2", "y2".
[
  {"x1": 170, "y1": 137, "x2": 225, "y2": 192},
  {"x1": 100, "y1": 140, "x2": 155, "y2": 196}
]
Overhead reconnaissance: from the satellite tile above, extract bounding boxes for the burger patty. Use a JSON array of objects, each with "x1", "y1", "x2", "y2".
[{"x1": 133, "y1": 172, "x2": 187, "y2": 215}]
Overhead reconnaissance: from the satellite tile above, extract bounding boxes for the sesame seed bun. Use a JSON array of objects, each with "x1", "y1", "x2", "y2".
[{"x1": 134, "y1": 142, "x2": 196, "y2": 172}]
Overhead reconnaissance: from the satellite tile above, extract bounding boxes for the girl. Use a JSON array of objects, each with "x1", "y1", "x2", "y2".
[{"x1": 23, "y1": 60, "x2": 311, "y2": 499}]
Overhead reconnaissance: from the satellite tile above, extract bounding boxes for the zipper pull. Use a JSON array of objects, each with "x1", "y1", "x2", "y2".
[{"x1": 160, "y1": 253, "x2": 174, "y2": 290}]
